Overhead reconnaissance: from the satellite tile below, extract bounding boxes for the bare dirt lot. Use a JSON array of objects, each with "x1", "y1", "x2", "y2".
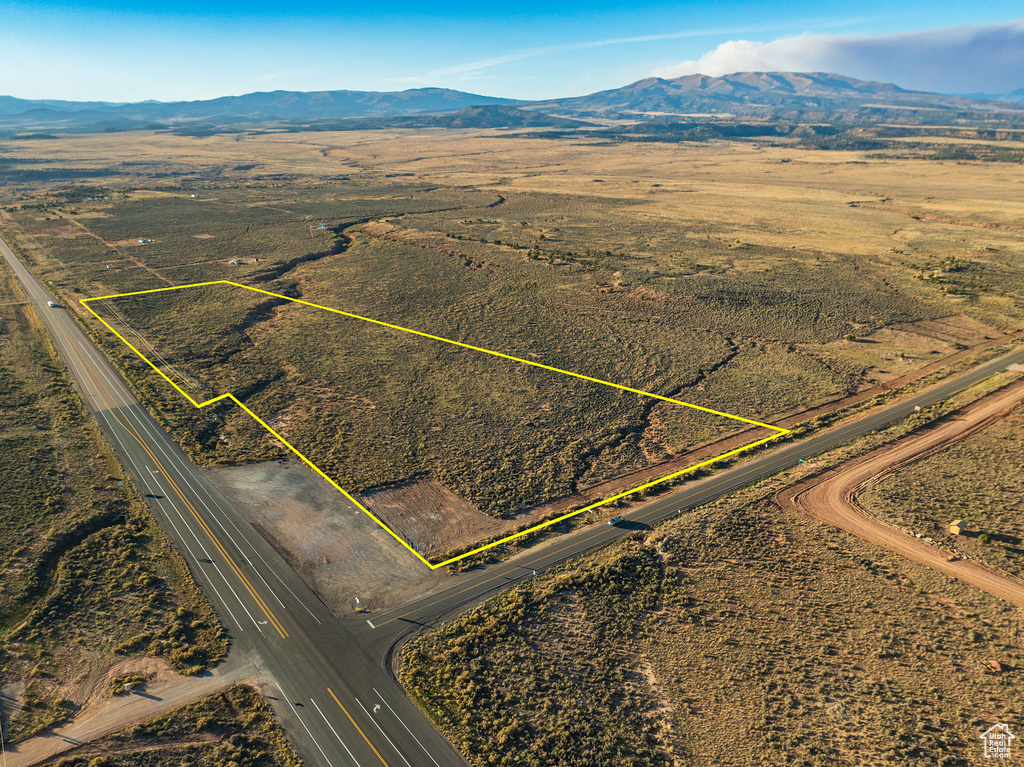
[
  {"x1": 358, "y1": 478, "x2": 508, "y2": 559},
  {"x1": 202, "y1": 459, "x2": 451, "y2": 613}
]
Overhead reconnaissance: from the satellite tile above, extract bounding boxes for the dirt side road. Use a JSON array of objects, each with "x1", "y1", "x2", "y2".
[
  {"x1": 4, "y1": 652, "x2": 252, "y2": 767},
  {"x1": 778, "y1": 379, "x2": 1024, "y2": 608}
]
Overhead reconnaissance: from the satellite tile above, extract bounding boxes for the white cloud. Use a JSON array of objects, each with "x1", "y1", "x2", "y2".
[
  {"x1": 424, "y1": 22, "x2": 839, "y2": 80},
  {"x1": 654, "y1": 19, "x2": 1024, "y2": 95}
]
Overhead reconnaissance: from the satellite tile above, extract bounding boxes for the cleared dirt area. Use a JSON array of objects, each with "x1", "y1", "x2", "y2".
[
  {"x1": 202, "y1": 459, "x2": 450, "y2": 613},
  {"x1": 358, "y1": 478, "x2": 507, "y2": 559},
  {"x1": 894, "y1": 314, "x2": 1005, "y2": 347},
  {"x1": 778, "y1": 376, "x2": 1024, "y2": 607}
]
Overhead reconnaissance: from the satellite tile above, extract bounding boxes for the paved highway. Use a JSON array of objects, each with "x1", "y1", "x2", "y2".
[
  {"x1": 362, "y1": 324, "x2": 1024, "y2": 654},
  {"x1": 5, "y1": 229, "x2": 1024, "y2": 766},
  {"x1": 1, "y1": 236, "x2": 468, "y2": 767}
]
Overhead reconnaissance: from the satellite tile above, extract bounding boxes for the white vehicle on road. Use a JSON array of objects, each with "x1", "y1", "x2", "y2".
[{"x1": 47, "y1": 300, "x2": 59, "y2": 307}]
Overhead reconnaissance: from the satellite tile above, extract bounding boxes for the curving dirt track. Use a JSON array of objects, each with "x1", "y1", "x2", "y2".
[{"x1": 778, "y1": 378, "x2": 1024, "y2": 608}]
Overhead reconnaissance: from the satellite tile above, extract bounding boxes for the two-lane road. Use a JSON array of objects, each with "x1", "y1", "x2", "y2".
[
  {"x1": 1, "y1": 235, "x2": 467, "y2": 767},
  {"x1": 7, "y1": 228, "x2": 1024, "y2": 766},
  {"x1": 361, "y1": 328, "x2": 1024, "y2": 653}
]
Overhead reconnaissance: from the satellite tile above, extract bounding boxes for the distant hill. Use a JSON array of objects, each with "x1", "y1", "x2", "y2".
[
  {"x1": 527, "y1": 72, "x2": 1024, "y2": 123},
  {"x1": 3, "y1": 73, "x2": 1023, "y2": 133},
  {"x1": 426, "y1": 104, "x2": 588, "y2": 128},
  {"x1": 0, "y1": 95, "x2": 133, "y2": 116},
  {"x1": 188, "y1": 105, "x2": 592, "y2": 136},
  {"x1": 959, "y1": 87, "x2": 1024, "y2": 104},
  {"x1": 317, "y1": 105, "x2": 589, "y2": 130},
  {"x1": 0, "y1": 88, "x2": 518, "y2": 131}
]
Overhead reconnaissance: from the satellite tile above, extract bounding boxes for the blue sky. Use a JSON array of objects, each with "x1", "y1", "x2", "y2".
[{"x1": 1, "y1": 1, "x2": 1022, "y2": 101}]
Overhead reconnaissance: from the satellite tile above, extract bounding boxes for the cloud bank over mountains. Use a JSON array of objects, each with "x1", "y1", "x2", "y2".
[{"x1": 654, "y1": 19, "x2": 1024, "y2": 96}]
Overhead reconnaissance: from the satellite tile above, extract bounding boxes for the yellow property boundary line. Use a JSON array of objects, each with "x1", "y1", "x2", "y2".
[{"x1": 81, "y1": 280, "x2": 790, "y2": 569}]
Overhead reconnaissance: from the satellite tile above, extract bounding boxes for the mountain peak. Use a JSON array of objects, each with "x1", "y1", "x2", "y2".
[{"x1": 527, "y1": 71, "x2": 1021, "y2": 120}]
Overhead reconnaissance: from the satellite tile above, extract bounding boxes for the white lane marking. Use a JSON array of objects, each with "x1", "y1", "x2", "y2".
[
  {"x1": 310, "y1": 697, "x2": 362, "y2": 767},
  {"x1": 373, "y1": 687, "x2": 442, "y2": 767},
  {"x1": 277, "y1": 684, "x2": 338, "y2": 767},
  {"x1": 160, "y1": 496, "x2": 262, "y2": 633},
  {"x1": 43, "y1": 291, "x2": 282, "y2": 637},
  {"x1": 86, "y1": 351, "x2": 290, "y2": 618},
  {"x1": 43, "y1": 313, "x2": 255, "y2": 635},
  {"x1": 159, "y1": 455, "x2": 289, "y2": 608},
  {"x1": 66, "y1": 297, "x2": 318, "y2": 624},
  {"x1": 58, "y1": 335, "x2": 252, "y2": 634},
  {"x1": 366, "y1": 620, "x2": 375, "y2": 629},
  {"x1": 94, "y1": 416, "x2": 255, "y2": 633},
  {"x1": 156, "y1": 491, "x2": 247, "y2": 631},
  {"x1": 107, "y1": 421, "x2": 256, "y2": 630},
  {"x1": 92, "y1": 357, "x2": 296, "y2": 620},
  {"x1": 184, "y1": 465, "x2": 323, "y2": 623},
  {"x1": 356, "y1": 696, "x2": 412, "y2": 767}
]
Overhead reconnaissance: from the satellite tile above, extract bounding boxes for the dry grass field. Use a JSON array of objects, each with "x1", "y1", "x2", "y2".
[
  {"x1": 0, "y1": 261, "x2": 225, "y2": 743},
  {"x1": 2, "y1": 123, "x2": 1024, "y2": 763},
  {"x1": 3, "y1": 127, "x2": 1021, "y2": 560}
]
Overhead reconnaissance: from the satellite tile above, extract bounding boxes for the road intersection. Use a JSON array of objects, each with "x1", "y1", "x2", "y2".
[{"x1": 4, "y1": 231, "x2": 1024, "y2": 766}]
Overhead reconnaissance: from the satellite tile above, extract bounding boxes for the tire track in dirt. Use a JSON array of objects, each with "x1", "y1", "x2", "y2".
[{"x1": 777, "y1": 378, "x2": 1024, "y2": 607}]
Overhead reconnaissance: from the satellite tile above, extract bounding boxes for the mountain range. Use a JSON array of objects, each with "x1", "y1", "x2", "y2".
[
  {"x1": 0, "y1": 88, "x2": 516, "y2": 131},
  {"x1": 528, "y1": 72, "x2": 1024, "y2": 122},
  {"x1": 2, "y1": 72, "x2": 1023, "y2": 133}
]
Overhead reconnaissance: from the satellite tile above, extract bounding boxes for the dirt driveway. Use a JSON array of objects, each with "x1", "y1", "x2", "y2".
[
  {"x1": 4, "y1": 652, "x2": 252, "y2": 767},
  {"x1": 778, "y1": 379, "x2": 1024, "y2": 608}
]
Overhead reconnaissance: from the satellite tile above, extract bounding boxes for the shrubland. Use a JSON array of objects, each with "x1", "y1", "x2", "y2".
[
  {"x1": 0, "y1": 262, "x2": 225, "y2": 742},
  {"x1": 402, "y1": 482, "x2": 1024, "y2": 766},
  {"x1": 1, "y1": 128, "x2": 1021, "y2": 548},
  {"x1": 44, "y1": 684, "x2": 302, "y2": 767}
]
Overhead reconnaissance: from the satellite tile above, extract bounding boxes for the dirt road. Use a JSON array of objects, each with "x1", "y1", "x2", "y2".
[
  {"x1": 4, "y1": 653, "x2": 252, "y2": 767},
  {"x1": 778, "y1": 379, "x2": 1024, "y2": 608}
]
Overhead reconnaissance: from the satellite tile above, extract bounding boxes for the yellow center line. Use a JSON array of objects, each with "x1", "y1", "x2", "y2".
[
  {"x1": 49, "y1": 314, "x2": 289, "y2": 638},
  {"x1": 328, "y1": 688, "x2": 391, "y2": 766}
]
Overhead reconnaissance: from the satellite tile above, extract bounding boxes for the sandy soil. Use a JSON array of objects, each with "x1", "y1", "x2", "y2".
[
  {"x1": 4, "y1": 652, "x2": 252, "y2": 767},
  {"x1": 203, "y1": 459, "x2": 451, "y2": 614},
  {"x1": 778, "y1": 378, "x2": 1024, "y2": 608},
  {"x1": 358, "y1": 478, "x2": 507, "y2": 559}
]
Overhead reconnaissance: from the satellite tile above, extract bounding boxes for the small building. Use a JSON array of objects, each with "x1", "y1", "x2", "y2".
[{"x1": 949, "y1": 519, "x2": 966, "y2": 536}]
